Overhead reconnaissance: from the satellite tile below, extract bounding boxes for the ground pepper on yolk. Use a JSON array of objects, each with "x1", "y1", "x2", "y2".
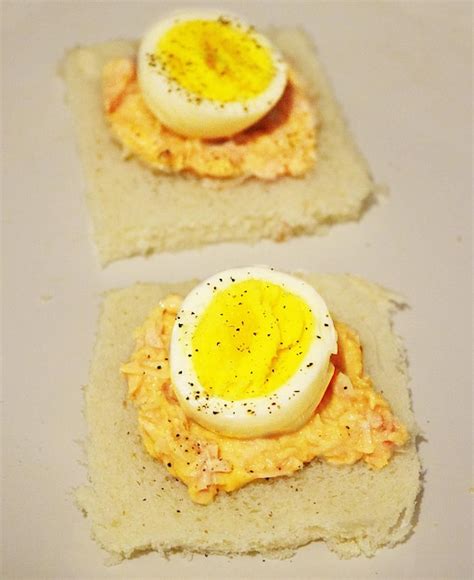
[
  {"x1": 121, "y1": 295, "x2": 409, "y2": 505},
  {"x1": 155, "y1": 18, "x2": 275, "y2": 103},
  {"x1": 192, "y1": 280, "x2": 314, "y2": 401}
]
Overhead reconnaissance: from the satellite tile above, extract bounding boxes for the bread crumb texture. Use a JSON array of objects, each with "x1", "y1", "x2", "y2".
[
  {"x1": 76, "y1": 275, "x2": 421, "y2": 561},
  {"x1": 61, "y1": 30, "x2": 374, "y2": 265}
]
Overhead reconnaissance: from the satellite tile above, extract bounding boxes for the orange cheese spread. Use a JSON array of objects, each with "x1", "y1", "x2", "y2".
[
  {"x1": 121, "y1": 295, "x2": 409, "y2": 505},
  {"x1": 102, "y1": 58, "x2": 317, "y2": 180}
]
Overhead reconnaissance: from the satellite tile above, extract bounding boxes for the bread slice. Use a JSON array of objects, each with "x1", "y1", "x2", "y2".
[
  {"x1": 61, "y1": 29, "x2": 374, "y2": 265},
  {"x1": 76, "y1": 275, "x2": 421, "y2": 561}
]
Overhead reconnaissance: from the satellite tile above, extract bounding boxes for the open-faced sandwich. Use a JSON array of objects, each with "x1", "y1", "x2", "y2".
[
  {"x1": 77, "y1": 268, "x2": 421, "y2": 560},
  {"x1": 62, "y1": 12, "x2": 374, "y2": 265}
]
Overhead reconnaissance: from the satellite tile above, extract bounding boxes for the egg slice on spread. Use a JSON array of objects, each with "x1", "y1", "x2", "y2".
[
  {"x1": 138, "y1": 12, "x2": 288, "y2": 138},
  {"x1": 169, "y1": 267, "x2": 338, "y2": 438}
]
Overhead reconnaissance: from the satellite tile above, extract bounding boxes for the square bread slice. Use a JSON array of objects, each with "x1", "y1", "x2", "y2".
[
  {"x1": 76, "y1": 275, "x2": 421, "y2": 561},
  {"x1": 62, "y1": 29, "x2": 374, "y2": 265}
]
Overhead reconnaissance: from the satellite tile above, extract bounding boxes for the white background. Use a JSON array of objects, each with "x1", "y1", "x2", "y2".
[{"x1": 2, "y1": 1, "x2": 472, "y2": 578}]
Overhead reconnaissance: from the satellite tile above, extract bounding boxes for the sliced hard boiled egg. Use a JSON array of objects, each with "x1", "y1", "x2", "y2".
[
  {"x1": 169, "y1": 267, "x2": 338, "y2": 438},
  {"x1": 137, "y1": 12, "x2": 288, "y2": 139}
]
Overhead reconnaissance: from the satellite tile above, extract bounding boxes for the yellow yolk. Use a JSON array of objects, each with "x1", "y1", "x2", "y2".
[
  {"x1": 156, "y1": 19, "x2": 275, "y2": 102},
  {"x1": 191, "y1": 280, "x2": 314, "y2": 401}
]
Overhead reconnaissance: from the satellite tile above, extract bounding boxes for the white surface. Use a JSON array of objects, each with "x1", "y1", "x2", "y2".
[{"x1": 1, "y1": 2, "x2": 472, "y2": 579}]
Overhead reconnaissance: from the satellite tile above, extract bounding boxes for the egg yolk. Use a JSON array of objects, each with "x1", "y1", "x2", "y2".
[
  {"x1": 191, "y1": 280, "x2": 314, "y2": 401},
  {"x1": 155, "y1": 18, "x2": 275, "y2": 102}
]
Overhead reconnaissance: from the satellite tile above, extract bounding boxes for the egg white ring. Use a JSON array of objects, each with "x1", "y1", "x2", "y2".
[
  {"x1": 138, "y1": 11, "x2": 288, "y2": 138},
  {"x1": 169, "y1": 267, "x2": 338, "y2": 438}
]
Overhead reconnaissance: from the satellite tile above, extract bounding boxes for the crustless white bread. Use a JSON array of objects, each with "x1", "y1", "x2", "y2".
[
  {"x1": 76, "y1": 274, "x2": 421, "y2": 561},
  {"x1": 62, "y1": 30, "x2": 374, "y2": 265}
]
